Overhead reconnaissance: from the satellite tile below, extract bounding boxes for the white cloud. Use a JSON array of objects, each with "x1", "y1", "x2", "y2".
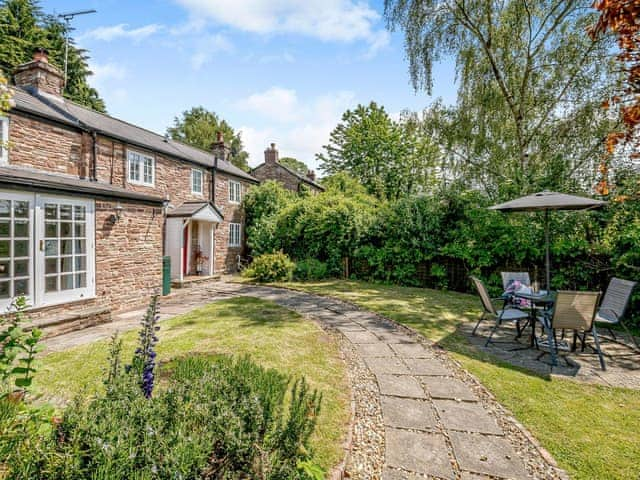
[
  {"x1": 88, "y1": 62, "x2": 127, "y2": 84},
  {"x1": 80, "y1": 23, "x2": 163, "y2": 42},
  {"x1": 189, "y1": 33, "x2": 234, "y2": 70},
  {"x1": 237, "y1": 87, "x2": 356, "y2": 170},
  {"x1": 258, "y1": 52, "x2": 295, "y2": 64},
  {"x1": 174, "y1": 0, "x2": 389, "y2": 53}
]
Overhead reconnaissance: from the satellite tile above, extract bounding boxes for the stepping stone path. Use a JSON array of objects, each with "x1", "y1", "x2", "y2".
[{"x1": 45, "y1": 281, "x2": 566, "y2": 480}]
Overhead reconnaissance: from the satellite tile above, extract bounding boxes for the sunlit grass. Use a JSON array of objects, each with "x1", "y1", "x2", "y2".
[
  {"x1": 278, "y1": 279, "x2": 640, "y2": 480},
  {"x1": 35, "y1": 297, "x2": 350, "y2": 471}
]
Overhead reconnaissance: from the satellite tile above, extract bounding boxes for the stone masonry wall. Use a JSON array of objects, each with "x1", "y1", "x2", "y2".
[{"x1": 213, "y1": 172, "x2": 246, "y2": 272}]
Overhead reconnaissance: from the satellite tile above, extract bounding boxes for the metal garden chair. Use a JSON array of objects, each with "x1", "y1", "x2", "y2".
[
  {"x1": 470, "y1": 276, "x2": 530, "y2": 347},
  {"x1": 536, "y1": 291, "x2": 604, "y2": 370},
  {"x1": 501, "y1": 271, "x2": 531, "y2": 291},
  {"x1": 595, "y1": 277, "x2": 638, "y2": 350}
]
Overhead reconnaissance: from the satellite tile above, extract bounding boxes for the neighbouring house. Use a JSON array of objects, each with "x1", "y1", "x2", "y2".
[
  {"x1": 251, "y1": 143, "x2": 324, "y2": 194},
  {"x1": 0, "y1": 49, "x2": 258, "y2": 328}
]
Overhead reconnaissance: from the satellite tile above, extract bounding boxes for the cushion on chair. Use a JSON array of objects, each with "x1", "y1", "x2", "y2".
[
  {"x1": 595, "y1": 309, "x2": 618, "y2": 324},
  {"x1": 498, "y1": 309, "x2": 529, "y2": 321}
]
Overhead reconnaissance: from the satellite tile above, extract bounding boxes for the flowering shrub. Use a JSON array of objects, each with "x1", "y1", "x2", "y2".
[
  {"x1": 244, "y1": 251, "x2": 295, "y2": 282},
  {"x1": 4, "y1": 355, "x2": 323, "y2": 479}
]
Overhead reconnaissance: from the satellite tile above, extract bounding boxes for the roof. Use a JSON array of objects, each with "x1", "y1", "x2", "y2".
[
  {"x1": 252, "y1": 161, "x2": 325, "y2": 191},
  {"x1": 166, "y1": 201, "x2": 223, "y2": 222},
  {"x1": 489, "y1": 191, "x2": 607, "y2": 212},
  {"x1": 0, "y1": 165, "x2": 165, "y2": 204},
  {"x1": 9, "y1": 87, "x2": 258, "y2": 183}
]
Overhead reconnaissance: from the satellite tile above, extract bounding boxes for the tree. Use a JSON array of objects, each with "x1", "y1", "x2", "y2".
[
  {"x1": 0, "y1": 0, "x2": 105, "y2": 112},
  {"x1": 317, "y1": 101, "x2": 438, "y2": 199},
  {"x1": 167, "y1": 106, "x2": 250, "y2": 172},
  {"x1": 385, "y1": 0, "x2": 618, "y2": 198},
  {"x1": 278, "y1": 157, "x2": 309, "y2": 175}
]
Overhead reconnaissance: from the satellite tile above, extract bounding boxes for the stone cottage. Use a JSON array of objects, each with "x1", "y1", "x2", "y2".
[
  {"x1": 0, "y1": 49, "x2": 258, "y2": 328},
  {"x1": 251, "y1": 143, "x2": 324, "y2": 193}
]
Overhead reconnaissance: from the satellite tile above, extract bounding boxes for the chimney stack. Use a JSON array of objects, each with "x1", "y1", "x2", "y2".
[
  {"x1": 13, "y1": 48, "x2": 65, "y2": 97},
  {"x1": 264, "y1": 142, "x2": 279, "y2": 164},
  {"x1": 212, "y1": 130, "x2": 228, "y2": 161},
  {"x1": 307, "y1": 170, "x2": 316, "y2": 181}
]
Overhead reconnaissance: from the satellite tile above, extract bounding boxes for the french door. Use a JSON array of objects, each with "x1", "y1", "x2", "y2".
[{"x1": 0, "y1": 190, "x2": 95, "y2": 311}]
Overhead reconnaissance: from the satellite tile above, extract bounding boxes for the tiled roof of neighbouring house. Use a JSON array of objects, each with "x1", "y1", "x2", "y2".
[
  {"x1": 10, "y1": 87, "x2": 258, "y2": 183},
  {"x1": 252, "y1": 161, "x2": 325, "y2": 191}
]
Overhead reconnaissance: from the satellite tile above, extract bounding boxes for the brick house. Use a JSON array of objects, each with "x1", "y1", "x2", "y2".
[
  {"x1": 251, "y1": 143, "x2": 324, "y2": 193},
  {"x1": 0, "y1": 50, "x2": 258, "y2": 327}
]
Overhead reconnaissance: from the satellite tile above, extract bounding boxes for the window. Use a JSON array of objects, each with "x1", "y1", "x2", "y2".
[
  {"x1": 0, "y1": 116, "x2": 9, "y2": 164},
  {"x1": 127, "y1": 150, "x2": 155, "y2": 186},
  {"x1": 229, "y1": 223, "x2": 241, "y2": 247},
  {"x1": 0, "y1": 191, "x2": 94, "y2": 311},
  {"x1": 192, "y1": 169, "x2": 203, "y2": 194},
  {"x1": 229, "y1": 180, "x2": 241, "y2": 203}
]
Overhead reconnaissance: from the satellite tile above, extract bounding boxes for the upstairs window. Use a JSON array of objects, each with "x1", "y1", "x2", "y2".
[
  {"x1": 192, "y1": 169, "x2": 203, "y2": 194},
  {"x1": 0, "y1": 116, "x2": 8, "y2": 164},
  {"x1": 229, "y1": 223, "x2": 241, "y2": 247},
  {"x1": 229, "y1": 180, "x2": 241, "y2": 203},
  {"x1": 127, "y1": 150, "x2": 154, "y2": 186}
]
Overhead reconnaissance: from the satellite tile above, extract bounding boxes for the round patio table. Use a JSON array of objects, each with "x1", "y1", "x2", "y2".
[{"x1": 513, "y1": 291, "x2": 556, "y2": 347}]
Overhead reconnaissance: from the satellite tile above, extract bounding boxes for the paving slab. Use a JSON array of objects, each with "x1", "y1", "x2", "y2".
[
  {"x1": 377, "y1": 374, "x2": 427, "y2": 398},
  {"x1": 365, "y1": 357, "x2": 411, "y2": 375},
  {"x1": 356, "y1": 343, "x2": 396, "y2": 357},
  {"x1": 390, "y1": 343, "x2": 434, "y2": 358},
  {"x1": 334, "y1": 324, "x2": 367, "y2": 333},
  {"x1": 341, "y1": 330, "x2": 383, "y2": 344},
  {"x1": 404, "y1": 357, "x2": 451, "y2": 376},
  {"x1": 385, "y1": 428, "x2": 455, "y2": 479},
  {"x1": 420, "y1": 376, "x2": 478, "y2": 401},
  {"x1": 374, "y1": 331, "x2": 416, "y2": 344},
  {"x1": 380, "y1": 396, "x2": 437, "y2": 430},
  {"x1": 433, "y1": 399, "x2": 503, "y2": 435},
  {"x1": 381, "y1": 467, "x2": 421, "y2": 480},
  {"x1": 449, "y1": 431, "x2": 528, "y2": 479}
]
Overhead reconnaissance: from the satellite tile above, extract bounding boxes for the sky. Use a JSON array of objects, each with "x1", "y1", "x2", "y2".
[{"x1": 42, "y1": 0, "x2": 458, "y2": 170}]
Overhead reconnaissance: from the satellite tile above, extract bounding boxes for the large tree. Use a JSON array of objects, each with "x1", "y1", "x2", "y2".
[
  {"x1": 167, "y1": 106, "x2": 250, "y2": 172},
  {"x1": 317, "y1": 101, "x2": 439, "y2": 199},
  {"x1": 385, "y1": 0, "x2": 618, "y2": 198},
  {"x1": 0, "y1": 0, "x2": 105, "y2": 112},
  {"x1": 278, "y1": 157, "x2": 309, "y2": 175}
]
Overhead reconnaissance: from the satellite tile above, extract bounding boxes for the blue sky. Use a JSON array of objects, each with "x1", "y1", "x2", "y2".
[{"x1": 43, "y1": 0, "x2": 458, "y2": 169}]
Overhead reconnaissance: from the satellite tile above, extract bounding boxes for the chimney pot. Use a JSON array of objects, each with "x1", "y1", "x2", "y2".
[
  {"x1": 216, "y1": 131, "x2": 224, "y2": 143},
  {"x1": 33, "y1": 48, "x2": 49, "y2": 63},
  {"x1": 307, "y1": 169, "x2": 316, "y2": 181}
]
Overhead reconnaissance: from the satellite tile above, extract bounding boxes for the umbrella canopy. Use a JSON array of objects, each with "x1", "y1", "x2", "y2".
[
  {"x1": 489, "y1": 191, "x2": 607, "y2": 289},
  {"x1": 488, "y1": 191, "x2": 607, "y2": 212}
]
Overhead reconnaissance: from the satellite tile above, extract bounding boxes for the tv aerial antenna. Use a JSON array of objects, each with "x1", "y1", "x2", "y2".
[{"x1": 57, "y1": 9, "x2": 97, "y2": 83}]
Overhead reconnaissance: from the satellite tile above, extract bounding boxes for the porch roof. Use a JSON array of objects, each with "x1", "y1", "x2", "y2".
[{"x1": 166, "y1": 201, "x2": 224, "y2": 223}]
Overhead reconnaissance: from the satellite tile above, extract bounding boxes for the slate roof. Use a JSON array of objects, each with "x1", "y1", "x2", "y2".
[
  {"x1": 252, "y1": 161, "x2": 325, "y2": 191},
  {"x1": 0, "y1": 165, "x2": 165, "y2": 204},
  {"x1": 166, "y1": 201, "x2": 223, "y2": 219},
  {"x1": 10, "y1": 87, "x2": 258, "y2": 183}
]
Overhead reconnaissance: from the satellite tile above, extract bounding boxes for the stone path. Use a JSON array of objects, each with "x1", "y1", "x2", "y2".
[{"x1": 44, "y1": 281, "x2": 566, "y2": 479}]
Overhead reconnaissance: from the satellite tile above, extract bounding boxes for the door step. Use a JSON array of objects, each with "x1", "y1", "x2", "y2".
[
  {"x1": 172, "y1": 275, "x2": 221, "y2": 289},
  {"x1": 29, "y1": 306, "x2": 112, "y2": 338}
]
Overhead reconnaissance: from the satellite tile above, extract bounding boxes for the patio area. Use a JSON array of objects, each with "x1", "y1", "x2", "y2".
[{"x1": 465, "y1": 319, "x2": 640, "y2": 388}]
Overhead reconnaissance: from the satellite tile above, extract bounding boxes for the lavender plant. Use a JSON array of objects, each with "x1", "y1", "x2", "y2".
[{"x1": 128, "y1": 295, "x2": 160, "y2": 398}]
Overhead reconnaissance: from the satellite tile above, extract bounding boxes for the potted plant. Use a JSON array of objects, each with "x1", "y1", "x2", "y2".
[{"x1": 193, "y1": 246, "x2": 209, "y2": 275}]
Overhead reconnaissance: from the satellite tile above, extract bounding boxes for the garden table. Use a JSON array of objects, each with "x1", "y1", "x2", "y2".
[{"x1": 514, "y1": 291, "x2": 556, "y2": 348}]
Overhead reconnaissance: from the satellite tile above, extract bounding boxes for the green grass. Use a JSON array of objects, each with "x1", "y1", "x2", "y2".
[
  {"x1": 276, "y1": 279, "x2": 640, "y2": 480},
  {"x1": 35, "y1": 296, "x2": 350, "y2": 471}
]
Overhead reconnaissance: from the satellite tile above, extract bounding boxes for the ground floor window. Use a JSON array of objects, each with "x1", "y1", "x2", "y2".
[
  {"x1": 229, "y1": 223, "x2": 241, "y2": 247},
  {"x1": 0, "y1": 190, "x2": 95, "y2": 310}
]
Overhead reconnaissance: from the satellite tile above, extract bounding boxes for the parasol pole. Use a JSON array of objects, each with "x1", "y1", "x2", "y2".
[{"x1": 545, "y1": 209, "x2": 550, "y2": 290}]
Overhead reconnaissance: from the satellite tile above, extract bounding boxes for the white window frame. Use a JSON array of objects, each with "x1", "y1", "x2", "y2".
[
  {"x1": 0, "y1": 190, "x2": 95, "y2": 311},
  {"x1": 127, "y1": 149, "x2": 155, "y2": 187},
  {"x1": 0, "y1": 116, "x2": 9, "y2": 164},
  {"x1": 229, "y1": 180, "x2": 241, "y2": 204},
  {"x1": 229, "y1": 222, "x2": 241, "y2": 247},
  {"x1": 191, "y1": 168, "x2": 203, "y2": 195}
]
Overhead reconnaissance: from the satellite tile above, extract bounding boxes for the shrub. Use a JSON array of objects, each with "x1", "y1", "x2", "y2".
[
  {"x1": 244, "y1": 251, "x2": 295, "y2": 282},
  {"x1": 5, "y1": 354, "x2": 323, "y2": 480},
  {"x1": 294, "y1": 259, "x2": 329, "y2": 281}
]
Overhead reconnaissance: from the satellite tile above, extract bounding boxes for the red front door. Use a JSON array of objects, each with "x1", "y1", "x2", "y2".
[{"x1": 182, "y1": 225, "x2": 189, "y2": 276}]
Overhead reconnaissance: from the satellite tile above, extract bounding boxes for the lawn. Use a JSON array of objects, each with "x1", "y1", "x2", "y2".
[
  {"x1": 35, "y1": 296, "x2": 350, "y2": 472},
  {"x1": 276, "y1": 279, "x2": 640, "y2": 480}
]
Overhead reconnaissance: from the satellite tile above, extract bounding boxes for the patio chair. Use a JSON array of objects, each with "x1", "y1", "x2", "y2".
[
  {"x1": 470, "y1": 276, "x2": 530, "y2": 347},
  {"x1": 501, "y1": 272, "x2": 531, "y2": 291},
  {"x1": 536, "y1": 291, "x2": 604, "y2": 370},
  {"x1": 595, "y1": 277, "x2": 638, "y2": 350}
]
